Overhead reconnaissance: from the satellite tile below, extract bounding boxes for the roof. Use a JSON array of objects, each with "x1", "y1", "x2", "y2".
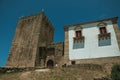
[{"x1": 64, "y1": 16, "x2": 118, "y2": 29}]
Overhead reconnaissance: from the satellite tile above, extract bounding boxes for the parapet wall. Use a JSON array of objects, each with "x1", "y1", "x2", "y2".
[
  {"x1": 69, "y1": 56, "x2": 120, "y2": 74},
  {"x1": 0, "y1": 67, "x2": 35, "y2": 73},
  {"x1": 73, "y1": 56, "x2": 120, "y2": 65}
]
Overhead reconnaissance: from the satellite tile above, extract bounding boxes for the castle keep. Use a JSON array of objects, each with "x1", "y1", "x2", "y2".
[
  {"x1": 7, "y1": 12, "x2": 120, "y2": 68},
  {"x1": 6, "y1": 12, "x2": 64, "y2": 67}
]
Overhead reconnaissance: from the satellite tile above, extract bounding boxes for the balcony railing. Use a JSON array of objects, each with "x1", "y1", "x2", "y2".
[
  {"x1": 73, "y1": 36, "x2": 85, "y2": 43},
  {"x1": 98, "y1": 33, "x2": 111, "y2": 40}
]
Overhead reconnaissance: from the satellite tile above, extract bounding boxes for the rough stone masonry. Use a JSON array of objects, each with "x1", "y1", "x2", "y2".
[{"x1": 6, "y1": 12, "x2": 64, "y2": 68}]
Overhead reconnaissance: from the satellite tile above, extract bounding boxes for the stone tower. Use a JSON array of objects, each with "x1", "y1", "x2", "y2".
[{"x1": 6, "y1": 12, "x2": 54, "y2": 67}]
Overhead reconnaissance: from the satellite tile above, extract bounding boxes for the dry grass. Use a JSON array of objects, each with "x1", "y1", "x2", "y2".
[{"x1": 0, "y1": 67, "x2": 106, "y2": 80}]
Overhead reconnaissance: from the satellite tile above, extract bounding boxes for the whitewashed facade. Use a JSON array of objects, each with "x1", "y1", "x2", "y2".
[{"x1": 64, "y1": 17, "x2": 120, "y2": 64}]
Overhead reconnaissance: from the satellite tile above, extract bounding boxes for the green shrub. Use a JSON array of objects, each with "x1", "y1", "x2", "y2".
[{"x1": 111, "y1": 64, "x2": 120, "y2": 80}]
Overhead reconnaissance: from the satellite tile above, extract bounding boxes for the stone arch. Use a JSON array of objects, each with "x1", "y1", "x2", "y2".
[
  {"x1": 47, "y1": 59, "x2": 54, "y2": 68},
  {"x1": 97, "y1": 22, "x2": 107, "y2": 28},
  {"x1": 74, "y1": 26, "x2": 82, "y2": 31}
]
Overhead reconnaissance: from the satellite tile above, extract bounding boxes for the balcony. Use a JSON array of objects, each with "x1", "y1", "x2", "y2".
[
  {"x1": 98, "y1": 33, "x2": 111, "y2": 40},
  {"x1": 73, "y1": 36, "x2": 85, "y2": 43}
]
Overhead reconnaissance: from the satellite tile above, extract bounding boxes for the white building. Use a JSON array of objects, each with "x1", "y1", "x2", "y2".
[{"x1": 64, "y1": 17, "x2": 120, "y2": 65}]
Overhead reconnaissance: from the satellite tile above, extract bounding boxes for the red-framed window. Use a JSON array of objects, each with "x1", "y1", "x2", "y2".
[
  {"x1": 76, "y1": 30, "x2": 82, "y2": 37},
  {"x1": 99, "y1": 27, "x2": 107, "y2": 34}
]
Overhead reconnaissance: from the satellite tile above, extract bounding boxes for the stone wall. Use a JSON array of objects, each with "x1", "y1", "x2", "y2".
[
  {"x1": 112, "y1": 20, "x2": 120, "y2": 49},
  {"x1": 7, "y1": 13, "x2": 43, "y2": 67},
  {"x1": 6, "y1": 12, "x2": 54, "y2": 67},
  {"x1": 0, "y1": 67, "x2": 35, "y2": 73},
  {"x1": 54, "y1": 42, "x2": 64, "y2": 56},
  {"x1": 70, "y1": 56, "x2": 120, "y2": 74},
  {"x1": 54, "y1": 42, "x2": 64, "y2": 65},
  {"x1": 67, "y1": 64, "x2": 103, "y2": 71},
  {"x1": 45, "y1": 42, "x2": 64, "y2": 67},
  {"x1": 64, "y1": 27, "x2": 70, "y2": 65},
  {"x1": 72, "y1": 56, "x2": 120, "y2": 65},
  {"x1": 35, "y1": 12, "x2": 54, "y2": 67}
]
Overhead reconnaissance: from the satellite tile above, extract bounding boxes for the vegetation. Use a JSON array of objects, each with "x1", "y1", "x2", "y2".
[
  {"x1": 0, "y1": 67, "x2": 105, "y2": 80},
  {"x1": 111, "y1": 64, "x2": 120, "y2": 80},
  {"x1": 0, "y1": 72, "x2": 4, "y2": 76}
]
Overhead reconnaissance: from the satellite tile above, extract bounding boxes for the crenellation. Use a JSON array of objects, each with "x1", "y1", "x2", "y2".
[
  {"x1": 6, "y1": 12, "x2": 59, "y2": 68},
  {"x1": 20, "y1": 13, "x2": 41, "y2": 20}
]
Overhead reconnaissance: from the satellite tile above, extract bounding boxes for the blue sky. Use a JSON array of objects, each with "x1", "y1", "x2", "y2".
[{"x1": 0, "y1": 0, "x2": 120, "y2": 66}]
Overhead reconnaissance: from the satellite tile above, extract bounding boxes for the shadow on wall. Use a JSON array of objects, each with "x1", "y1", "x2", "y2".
[{"x1": 46, "y1": 60, "x2": 54, "y2": 68}]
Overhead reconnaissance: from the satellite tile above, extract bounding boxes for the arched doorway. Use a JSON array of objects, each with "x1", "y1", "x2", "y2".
[{"x1": 47, "y1": 60, "x2": 54, "y2": 68}]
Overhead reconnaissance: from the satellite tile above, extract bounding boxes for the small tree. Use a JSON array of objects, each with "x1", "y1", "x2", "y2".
[{"x1": 111, "y1": 64, "x2": 120, "y2": 80}]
